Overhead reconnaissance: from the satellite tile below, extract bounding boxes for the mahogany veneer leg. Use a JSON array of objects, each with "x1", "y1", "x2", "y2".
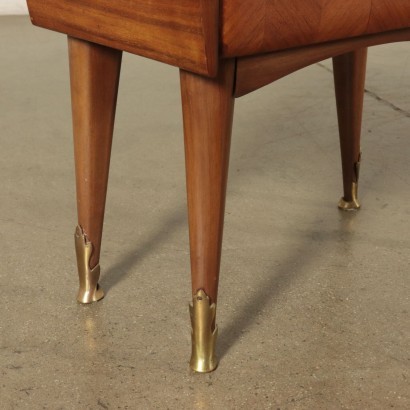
[
  {"x1": 180, "y1": 59, "x2": 235, "y2": 372},
  {"x1": 68, "y1": 37, "x2": 122, "y2": 303},
  {"x1": 333, "y1": 48, "x2": 367, "y2": 210}
]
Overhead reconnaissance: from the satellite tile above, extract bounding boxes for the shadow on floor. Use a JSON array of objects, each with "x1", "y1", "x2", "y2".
[
  {"x1": 217, "y1": 211, "x2": 359, "y2": 359},
  {"x1": 101, "y1": 207, "x2": 187, "y2": 293}
]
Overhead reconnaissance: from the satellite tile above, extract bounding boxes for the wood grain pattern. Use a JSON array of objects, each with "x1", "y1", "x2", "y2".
[
  {"x1": 69, "y1": 37, "x2": 122, "y2": 269},
  {"x1": 333, "y1": 49, "x2": 367, "y2": 201},
  {"x1": 28, "y1": 0, "x2": 219, "y2": 76},
  {"x1": 180, "y1": 60, "x2": 235, "y2": 303},
  {"x1": 222, "y1": 0, "x2": 410, "y2": 58},
  {"x1": 235, "y1": 28, "x2": 410, "y2": 97}
]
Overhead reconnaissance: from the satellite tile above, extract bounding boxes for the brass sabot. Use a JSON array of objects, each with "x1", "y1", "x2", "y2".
[
  {"x1": 338, "y1": 155, "x2": 362, "y2": 211},
  {"x1": 189, "y1": 289, "x2": 218, "y2": 373},
  {"x1": 75, "y1": 225, "x2": 104, "y2": 304},
  {"x1": 338, "y1": 182, "x2": 361, "y2": 210}
]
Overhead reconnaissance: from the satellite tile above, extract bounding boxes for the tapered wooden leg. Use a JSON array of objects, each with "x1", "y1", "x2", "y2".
[
  {"x1": 180, "y1": 59, "x2": 235, "y2": 372},
  {"x1": 333, "y1": 48, "x2": 367, "y2": 210},
  {"x1": 68, "y1": 37, "x2": 122, "y2": 303}
]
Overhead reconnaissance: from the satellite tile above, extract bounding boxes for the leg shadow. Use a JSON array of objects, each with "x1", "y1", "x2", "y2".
[
  {"x1": 101, "y1": 207, "x2": 186, "y2": 293},
  {"x1": 218, "y1": 210, "x2": 360, "y2": 359}
]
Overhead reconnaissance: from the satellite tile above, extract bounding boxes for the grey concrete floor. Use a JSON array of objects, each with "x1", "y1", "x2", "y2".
[{"x1": 1, "y1": 16, "x2": 410, "y2": 409}]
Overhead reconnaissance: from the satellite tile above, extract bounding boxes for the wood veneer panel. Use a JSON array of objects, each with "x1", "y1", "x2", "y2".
[
  {"x1": 28, "y1": 0, "x2": 219, "y2": 76},
  {"x1": 222, "y1": 0, "x2": 410, "y2": 58}
]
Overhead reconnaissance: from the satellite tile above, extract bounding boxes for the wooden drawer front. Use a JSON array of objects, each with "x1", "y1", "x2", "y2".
[
  {"x1": 222, "y1": 0, "x2": 410, "y2": 58},
  {"x1": 28, "y1": 0, "x2": 218, "y2": 76}
]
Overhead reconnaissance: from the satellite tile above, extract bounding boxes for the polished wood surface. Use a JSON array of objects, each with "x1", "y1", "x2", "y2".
[
  {"x1": 28, "y1": 0, "x2": 219, "y2": 76},
  {"x1": 333, "y1": 49, "x2": 367, "y2": 201},
  {"x1": 180, "y1": 60, "x2": 235, "y2": 303},
  {"x1": 235, "y1": 28, "x2": 410, "y2": 97},
  {"x1": 222, "y1": 0, "x2": 410, "y2": 58},
  {"x1": 69, "y1": 37, "x2": 122, "y2": 269}
]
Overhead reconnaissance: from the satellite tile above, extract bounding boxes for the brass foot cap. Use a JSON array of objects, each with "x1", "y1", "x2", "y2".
[
  {"x1": 190, "y1": 358, "x2": 218, "y2": 373},
  {"x1": 77, "y1": 278, "x2": 105, "y2": 304},
  {"x1": 338, "y1": 197, "x2": 361, "y2": 211},
  {"x1": 75, "y1": 225, "x2": 104, "y2": 304},
  {"x1": 189, "y1": 290, "x2": 218, "y2": 373},
  {"x1": 338, "y1": 182, "x2": 360, "y2": 211}
]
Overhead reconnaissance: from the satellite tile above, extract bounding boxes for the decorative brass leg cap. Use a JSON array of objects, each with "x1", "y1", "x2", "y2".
[
  {"x1": 338, "y1": 182, "x2": 361, "y2": 211},
  {"x1": 75, "y1": 225, "x2": 104, "y2": 304},
  {"x1": 189, "y1": 290, "x2": 218, "y2": 373}
]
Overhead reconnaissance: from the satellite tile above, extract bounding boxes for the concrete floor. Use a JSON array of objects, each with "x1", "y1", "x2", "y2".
[{"x1": 1, "y1": 16, "x2": 410, "y2": 409}]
